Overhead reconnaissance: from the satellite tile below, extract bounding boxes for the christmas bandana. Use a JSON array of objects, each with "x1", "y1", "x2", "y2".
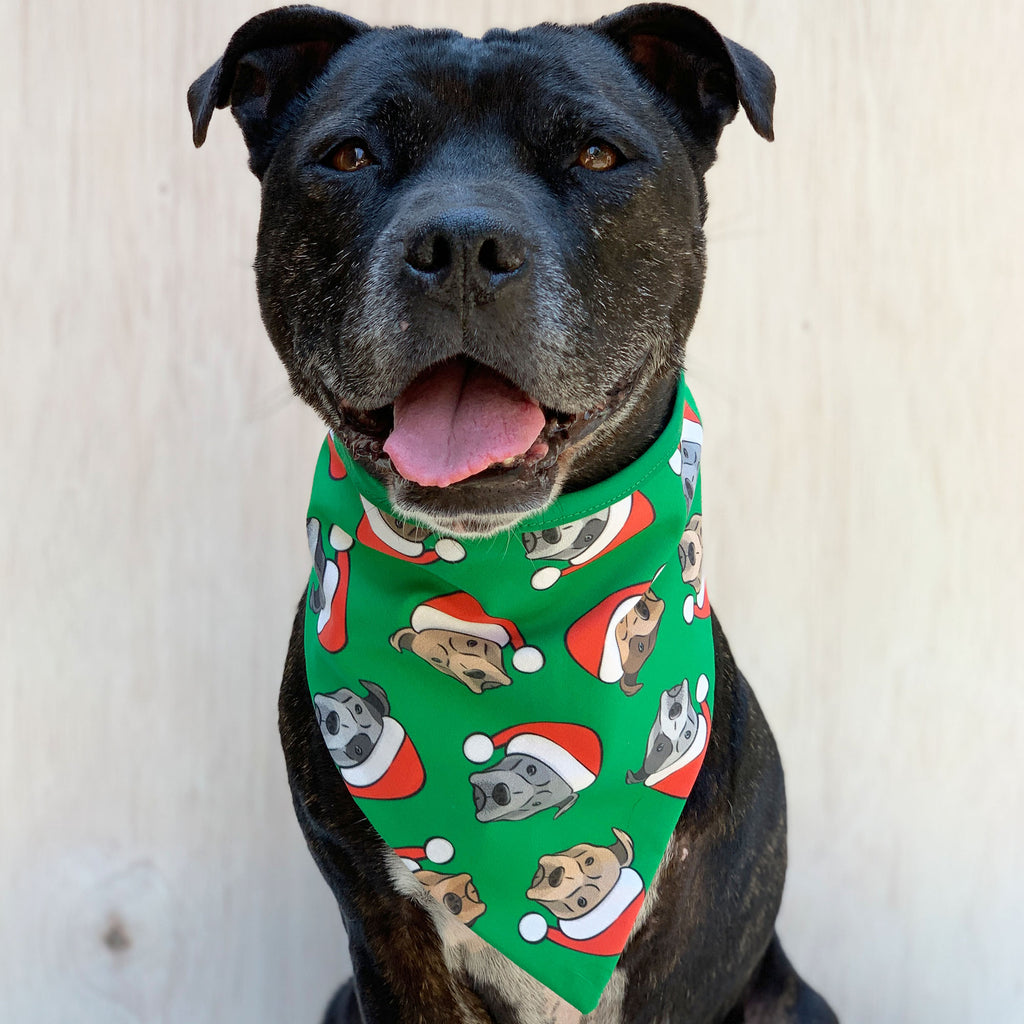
[{"x1": 303, "y1": 381, "x2": 714, "y2": 1013}]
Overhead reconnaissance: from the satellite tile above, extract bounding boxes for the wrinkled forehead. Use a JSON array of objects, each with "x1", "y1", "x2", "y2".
[{"x1": 305, "y1": 26, "x2": 654, "y2": 142}]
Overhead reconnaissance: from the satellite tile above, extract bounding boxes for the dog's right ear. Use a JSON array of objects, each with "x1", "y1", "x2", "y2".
[
  {"x1": 187, "y1": 5, "x2": 368, "y2": 177},
  {"x1": 390, "y1": 628, "x2": 416, "y2": 653}
]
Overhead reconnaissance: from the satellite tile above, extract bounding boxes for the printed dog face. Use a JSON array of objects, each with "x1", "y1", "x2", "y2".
[
  {"x1": 390, "y1": 628, "x2": 511, "y2": 693},
  {"x1": 627, "y1": 682, "x2": 701, "y2": 783},
  {"x1": 379, "y1": 511, "x2": 431, "y2": 544},
  {"x1": 679, "y1": 514, "x2": 703, "y2": 588},
  {"x1": 313, "y1": 681, "x2": 389, "y2": 769},
  {"x1": 470, "y1": 754, "x2": 577, "y2": 823},
  {"x1": 521, "y1": 509, "x2": 612, "y2": 562},
  {"x1": 527, "y1": 828, "x2": 634, "y2": 920},
  {"x1": 413, "y1": 869, "x2": 486, "y2": 926},
  {"x1": 615, "y1": 588, "x2": 665, "y2": 693}
]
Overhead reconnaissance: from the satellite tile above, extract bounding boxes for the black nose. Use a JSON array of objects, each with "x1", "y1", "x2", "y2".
[
  {"x1": 404, "y1": 208, "x2": 527, "y2": 304},
  {"x1": 492, "y1": 782, "x2": 511, "y2": 806},
  {"x1": 548, "y1": 866, "x2": 564, "y2": 888}
]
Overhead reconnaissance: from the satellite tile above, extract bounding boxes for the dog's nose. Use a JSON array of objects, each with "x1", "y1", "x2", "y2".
[
  {"x1": 492, "y1": 782, "x2": 511, "y2": 806},
  {"x1": 403, "y1": 209, "x2": 527, "y2": 304}
]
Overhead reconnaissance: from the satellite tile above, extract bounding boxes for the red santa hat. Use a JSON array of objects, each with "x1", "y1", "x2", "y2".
[
  {"x1": 356, "y1": 497, "x2": 465, "y2": 564},
  {"x1": 682, "y1": 578, "x2": 710, "y2": 624},
  {"x1": 564, "y1": 571, "x2": 663, "y2": 683},
  {"x1": 644, "y1": 674, "x2": 712, "y2": 799},
  {"x1": 463, "y1": 722, "x2": 602, "y2": 792},
  {"x1": 327, "y1": 432, "x2": 348, "y2": 479},
  {"x1": 410, "y1": 592, "x2": 544, "y2": 673},
  {"x1": 518, "y1": 867, "x2": 645, "y2": 956},
  {"x1": 340, "y1": 716, "x2": 425, "y2": 800},
  {"x1": 394, "y1": 837, "x2": 455, "y2": 873},
  {"x1": 530, "y1": 492, "x2": 655, "y2": 591}
]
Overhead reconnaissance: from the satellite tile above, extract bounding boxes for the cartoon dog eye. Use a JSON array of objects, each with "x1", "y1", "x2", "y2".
[
  {"x1": 325, "y1": 711, "x2": 340, "y2": 735},
  {"x1": 637, "y1": 640, "x2": 645, "y2": 652},
  {"x1": 585, "y1": 857, "x2": 594, "y2": 866},
  {"x1": 432, "y1": 657, "x2": 443, "y2": 664},
  {"x1": 443, "y1": 892, "x2": 463, "y2": 915},
  {"x1": 526, "y1": 764, "x2": 536, "y2": 775},
  {"x1": 576, "y1": 897, "x2": 588, "y2": 908},
  {"x1": 467, "y1": 639, "x2": 478, "y2": 648},
  {"x1": 353, "y1": 703, "x2": 362, "y2": 715}
]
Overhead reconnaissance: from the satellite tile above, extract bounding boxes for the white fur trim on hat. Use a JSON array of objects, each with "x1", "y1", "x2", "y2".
[
  {"x1": 423, "y1": 837, "x2": 454, "y2": 864},
  {"x1": 507, "y1": 733, "x2": 596, "y2": 792},
  {"x1": 669, "y1": 445, "x2": 682, "y2": 475},
  {"x1": 645, "y1": 711, "x2": 708, "y2": 789},
  {"x1": 317, "y1": 559, "x2": 340, "y2": 634},
  {"x1": 511, "y1": 645, "x2": 544, "y2": 673},
  {"x1": 569, "y1": 495, "x2": 633, "y2": 566},
  {"x1": 695, "y1": 674, "x2": 709, "y2": 703},
  {"x1": 463, "y1": 733, "x2": 495, "y2": 763},
  {"x1": 360, "y1": 498, "x2": 424, "y2": 557},
  {"x1": 329, "y1": 524, "x2": 353, "y2": 552},
  {"x1": 339, "y1": 717, "x2": 404, "y2": 787},
  {"x1": 410, "y1": 605, "x2": 511, "y2": 646},
  {"x1": 434, "y1": 538, "x2": 465, "y2": 562},
  {"x1": 519, "y1": 912, "x2": 549, "y2": 943},
  {"x1": 559, "y1": 868, "x2": 644, "y2": 941},
  {"x1": 598, "y1": 595, "x2": 643, "y2": 682}
]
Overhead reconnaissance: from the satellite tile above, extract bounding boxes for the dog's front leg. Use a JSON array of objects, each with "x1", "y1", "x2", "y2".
[{"x1": 279, "y1": 598, "x2": 496, "y2": 1024}]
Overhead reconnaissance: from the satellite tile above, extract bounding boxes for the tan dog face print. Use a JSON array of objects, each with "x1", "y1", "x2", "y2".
[
  {"x1": 678, "y1": 513, "x2": 702, "y2": 589},
  {"x1": 414, "y1": 869, "x2": 487, "y2": 926},
  {"x1": 614, "y1": 588, "x2": 665, "y2": 695}
]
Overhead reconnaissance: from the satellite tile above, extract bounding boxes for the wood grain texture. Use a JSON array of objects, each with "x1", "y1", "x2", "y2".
[{"x1": 2, "y1": 2, "x2": 1021, "y2": 1022}]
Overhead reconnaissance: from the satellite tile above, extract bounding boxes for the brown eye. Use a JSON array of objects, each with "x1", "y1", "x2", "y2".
[
  {"x1": 330, "y1": 140, "x2": 373, "y2": 172},
  {"x1": 577, "y1": 140, "x2": 619, "y2": 172}
]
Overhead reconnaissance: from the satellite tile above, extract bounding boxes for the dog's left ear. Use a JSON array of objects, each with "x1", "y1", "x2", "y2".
[{"x1": 593, "y1": 3, "x2": 775, "y2": 167}]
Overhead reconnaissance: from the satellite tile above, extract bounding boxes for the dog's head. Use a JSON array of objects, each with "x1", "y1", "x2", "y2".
[
  {"x1": 189, "y1": 4, "x2": 774, "y2": 536},
  {"x1": 679, "y1": 512, "x2": 703, "y2": 587},
  {"x1": 389, "y1": 626, "x2": 512, "y2": 693},
  {"x1": 614, "y1": 585, "x2": 665, "y2": 692},
  {"x1": 526, "y1": 827, "x2": 634, "y2": 920},
  {"x1": 469, "y1": 754, "x2": 578, "y2": 822},
  {"x1": 413, "y1": 869, "x2": 487, "y2": 926},
  {"x1": 313, "y1": 681, "x2": 389, "y2": 768}
]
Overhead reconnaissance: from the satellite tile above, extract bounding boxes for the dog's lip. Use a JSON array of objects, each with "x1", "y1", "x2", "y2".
[{"x1": 334, "y1": 374, "x2": 631, "y2": 487}]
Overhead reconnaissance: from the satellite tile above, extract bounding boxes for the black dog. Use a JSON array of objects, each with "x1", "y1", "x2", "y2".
[{"x1": 189, "y1": 4, "x2": 837, "y2": 1021}]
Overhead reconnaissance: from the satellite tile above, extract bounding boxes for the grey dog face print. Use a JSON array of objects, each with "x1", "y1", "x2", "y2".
[
  {"x1": 518, "y1": 828, "x2": 645, "y2": 956},
  {"x1": 625, "y1": 675, "x2": 711, "y2": 798},
  {"x1": 390, "y1": 592, "x2": 544, "y2": 693},
  {"x1": 313, "y1": 680, "x2": 425, "y2": 799},
  {"x1": 521, "y1": 492, "x2": 655, "y2": 590},
  {"x1": 307, "y1": 517, "x2": 352, "y2": 653},
  {"x1": 669, "y1": 400, "x2": 703, "y2": 516},
  {"x1": 463, "y1": 723, "x2": 603, "y2": 822},
  {"x1": 565, "y1": 576, "x2": 666, "y2": 696}
]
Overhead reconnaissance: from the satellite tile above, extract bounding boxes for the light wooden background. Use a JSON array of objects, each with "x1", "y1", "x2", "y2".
[{"x1": 2, "y1": 1, "x2": 1021, "y2": 1021}]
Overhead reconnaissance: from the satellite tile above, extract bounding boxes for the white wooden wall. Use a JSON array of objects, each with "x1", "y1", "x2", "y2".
[{"x1": 2, "y1": 1, "x2": 1021, "y2": 1021}]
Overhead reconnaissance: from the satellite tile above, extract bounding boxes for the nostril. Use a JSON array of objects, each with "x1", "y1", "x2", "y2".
[
  {"x1": 478, "y1": 236, "x2": 525, "y2": 276},
  {"x1": 406, "y1": 232, "x2": 452, "y2": 274}
]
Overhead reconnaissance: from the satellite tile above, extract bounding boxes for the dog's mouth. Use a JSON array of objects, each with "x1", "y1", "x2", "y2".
[{"x1": 336, "y1": 356, "x2": 629, "y2": 492}]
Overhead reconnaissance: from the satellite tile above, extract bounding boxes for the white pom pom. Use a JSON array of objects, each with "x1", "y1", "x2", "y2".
[
  {"x1": 530, "y1": 566, "x2": 562, "y2": 591},
  {"x1": 463, "y1": 733, "x2": 494, "y2": 763},
  {"x1": 424, "y1": 837, "x2": 454, "y2": 864},
  {"x1": 329, "y1": 525, "x2": 353, "y2": 552},
  {"x1": 695, "y1": 673, "x2": 709, "y2": 703},
  {"x1": 512, "y1": 646, "x2": 544, "y2": 673},
  {"x1": 518, "y1": 913, "x2": 548, "y2": 943},
  {"x1": 682, "y1": 595, "x2": 694, "y2": 624},
  {"x1": 434, "y1": 538, "x2": 465, "y2": 563}
]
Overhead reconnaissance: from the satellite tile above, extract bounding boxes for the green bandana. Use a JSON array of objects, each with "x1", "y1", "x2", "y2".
[{"x1": 303, "y1": 381, "x2": 714, "y2": 1013}]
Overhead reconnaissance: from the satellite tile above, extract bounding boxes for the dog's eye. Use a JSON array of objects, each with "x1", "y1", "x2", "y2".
[
  {"x1": 328, "y1": 139, "x2": 374, "y2": 172},
  {"x1": 526, "y1": 764, "x2": 536, "y2": 776},
  {"x1": 576, "y1": 896, "x2": 588, "y2": 908},
  {"x1": 576, "y1": 140, "x2": 620, "y2": 172},
  {"x1": 585, "y1": 856, "x2": 594, "y2": 866}
]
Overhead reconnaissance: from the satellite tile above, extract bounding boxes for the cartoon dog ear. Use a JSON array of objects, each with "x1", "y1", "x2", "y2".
[
  {"x1": 609, "y1": 827, "x2": 635, "y2": 867},
  {"x1": 552, "y1": 793, "x2": 579, "y2": 820},
  {"x1": 593, "y1": 4, "x2": 775, "y2": 170},
  {"x1": 390, "y1": 628, "x2": 417, "y2": 653},
  {"x1": 360, "y1": 680, "x2": 390, "y2": 718},
  {"x1": 188, "y1": 6, "x2": 368, "y2": 177}
]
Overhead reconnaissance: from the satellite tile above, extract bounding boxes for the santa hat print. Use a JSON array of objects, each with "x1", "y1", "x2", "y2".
[
  {"x1": 530, "y1": 493, "x2": 655, "y2": 591},
  {"x1": 410, "y1": 592, "x2": 544, "y2": 672},
  {"x1": 669, "y1": 402, "x2": 703, "y2": 475},
  {"x1": 644, "y1": 675, "x2": 712, "y2": 799},
  {"x1": 682, "y1": 577, "x2": 710, "y2": 624},
  {"x1": 307, "y1": 518, "x2": 353, "y2": 653},
  {"x1": 394, "y1": 836, "x2": 455, "y2": 873},
  {"x1": 356, "y1": 497, "x2": 465, "y2": 564},
  {"x1": 463, "y1": 722, "x2": 602, "y2": 792},
  {"x1": 340, "y1": 715, "x2": 425, "y2": 800},
  {"x1": 327, "y1": 432, "x2": 348, "y2": 479},
  {"x1": 518, "y1": 867, "x2": 645, "y2": 957},
  {"x1": 565, "y1": 571, "x2": 663, "y2": 683}
]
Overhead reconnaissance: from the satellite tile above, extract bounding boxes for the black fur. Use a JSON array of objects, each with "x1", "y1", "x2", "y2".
[{"x1": 190, "y1": 5, "x2": 836, "y2": 1020}]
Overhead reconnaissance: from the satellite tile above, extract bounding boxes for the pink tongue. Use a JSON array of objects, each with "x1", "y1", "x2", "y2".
[{"x1": 383, "y1": 360, "x2": 547, "y2": 487}]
